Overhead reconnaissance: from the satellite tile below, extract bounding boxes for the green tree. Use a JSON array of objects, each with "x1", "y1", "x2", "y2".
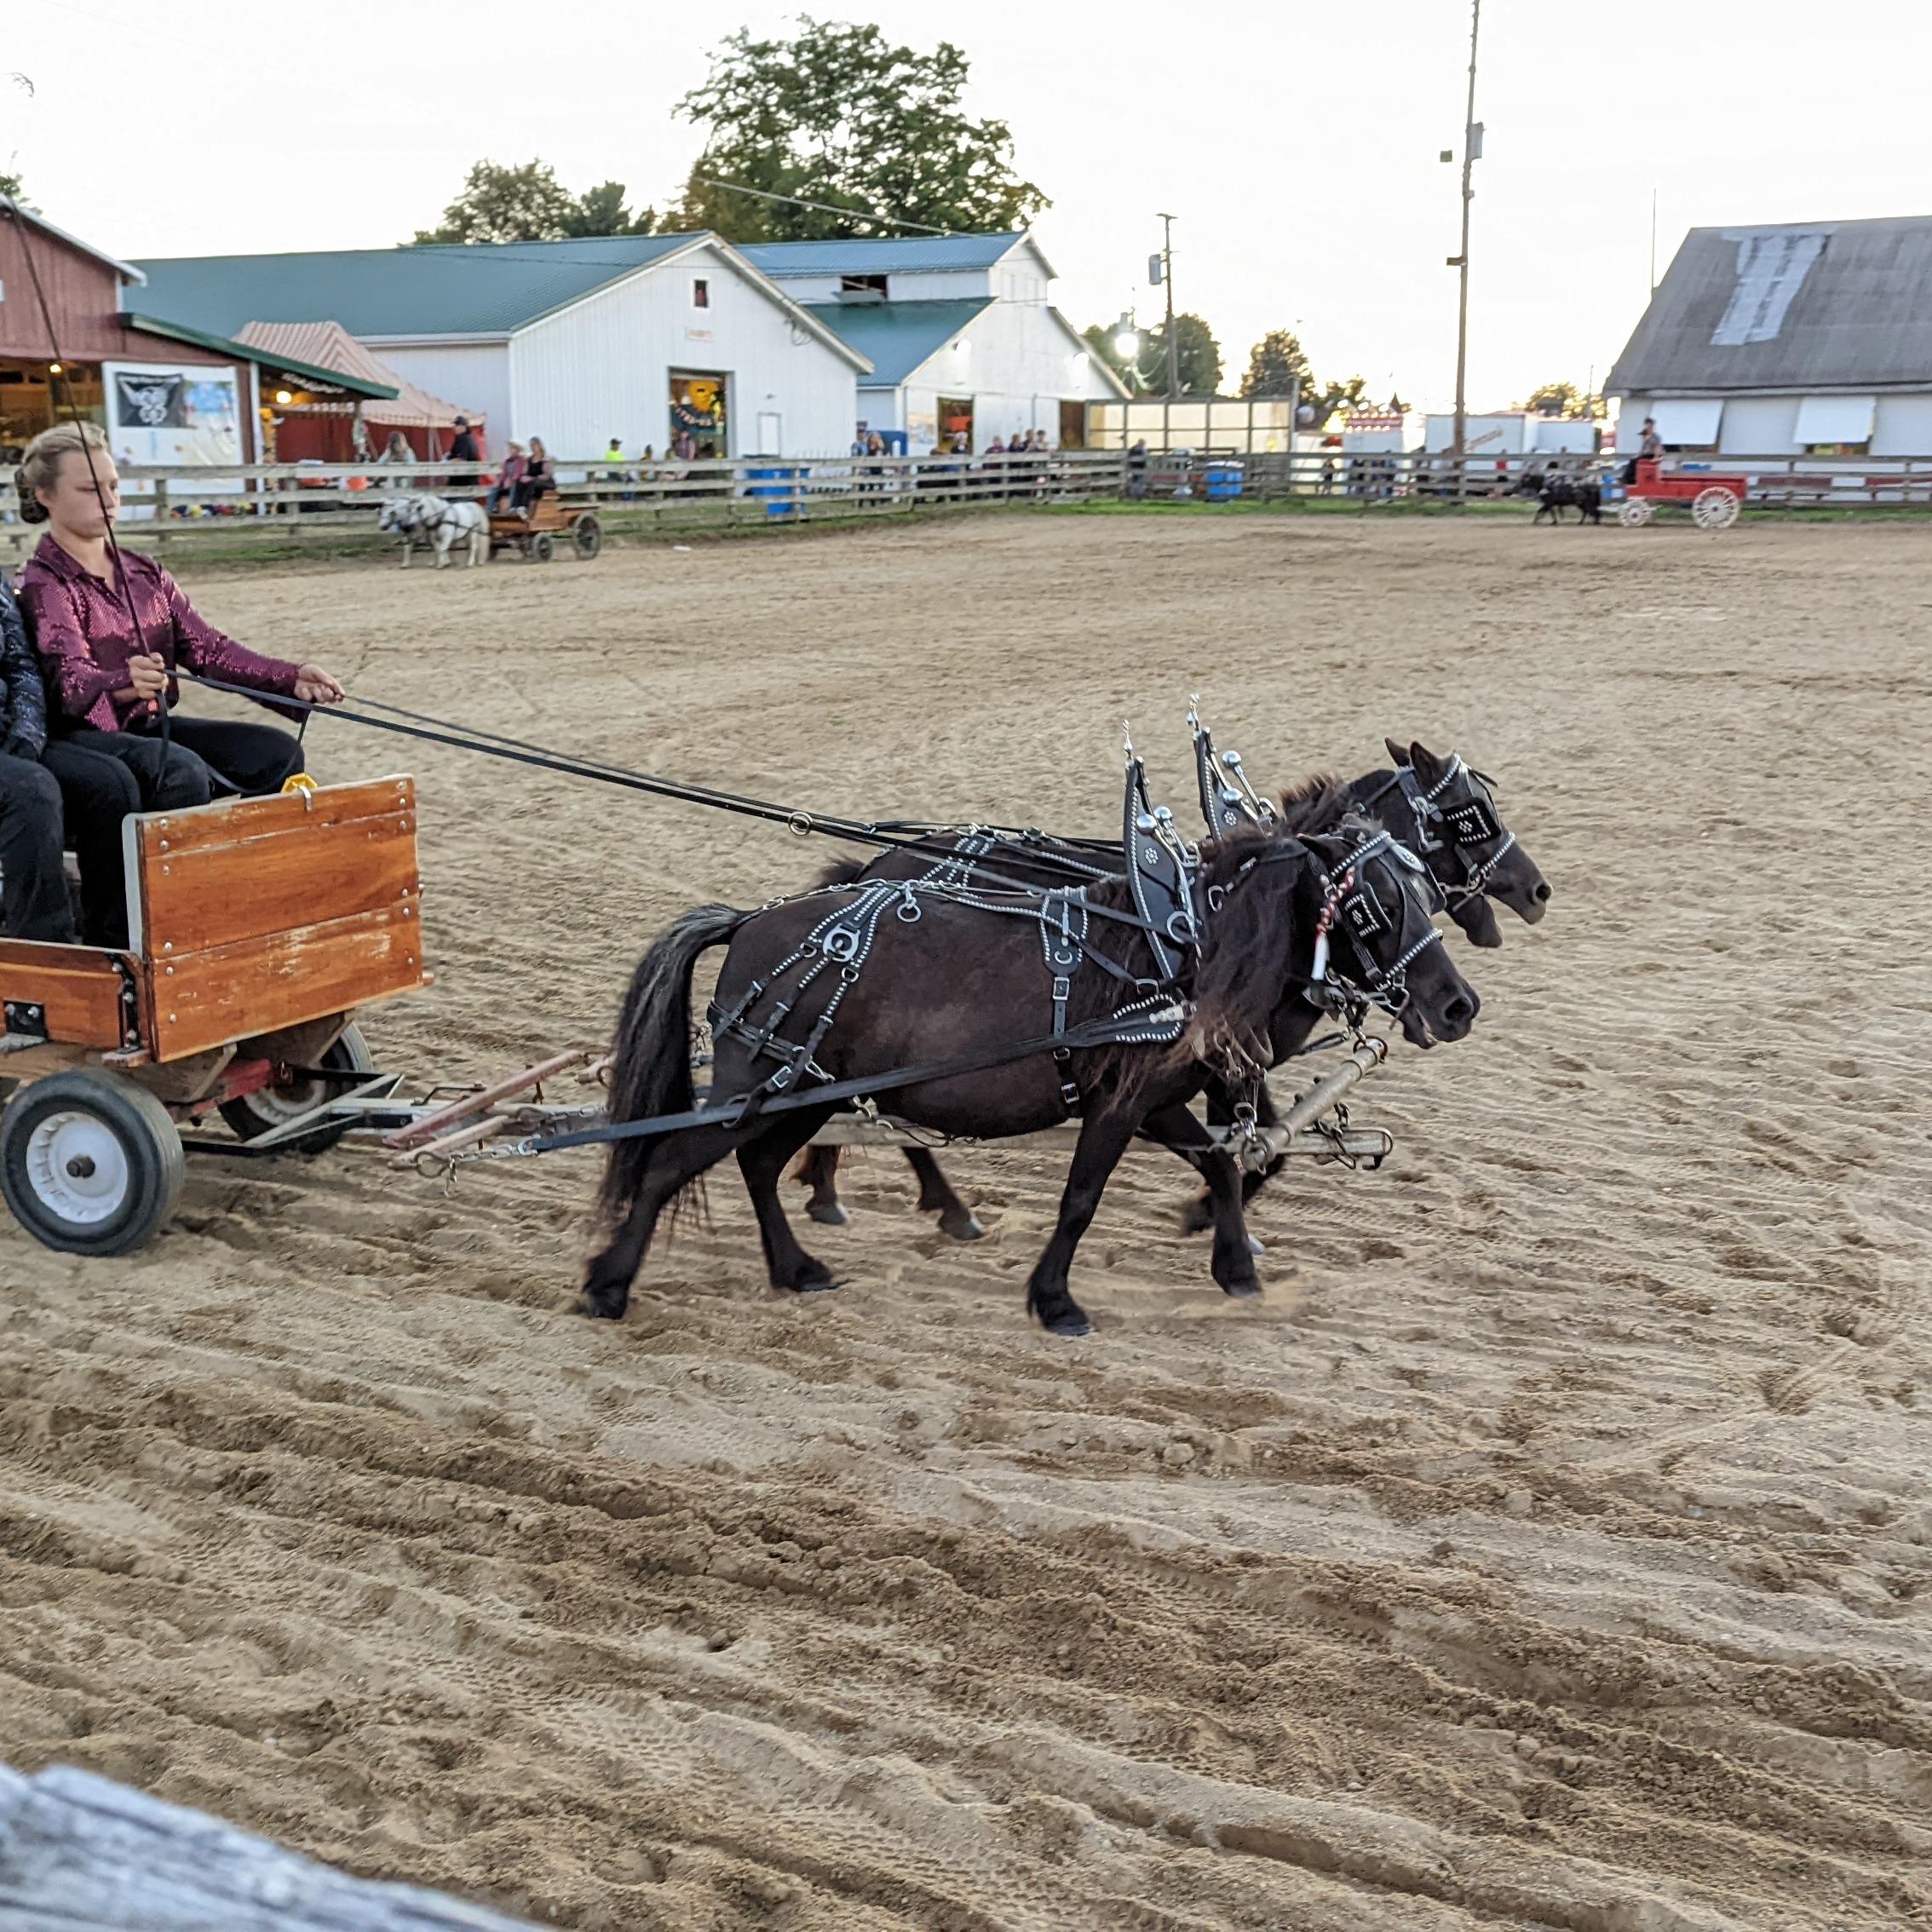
[
  {"x1": 1518, "y1": 380, "x2": 1603, "y2": 420},
  {"x1": 411, "y1": 160, "x2": 654, "y2": 244},
  {"x1": 1239, "y1": 329, "x2": 1310, "y2": 399},
  {"x1": 664, "y1": 18, "x2": 1049, "y2": 241},
  {"x1": 1135, "y1": 313, "x2": 1222, "y2": 396},
  {"x1": 0, "y1": 165, "x2": 31, "y2": 209},
  {"x1": 562, "y1": 180, "x2": 657, "y2": 239},
  {"x1": 1083, "y1": 321, "x2": 1140, "y2": 390}
]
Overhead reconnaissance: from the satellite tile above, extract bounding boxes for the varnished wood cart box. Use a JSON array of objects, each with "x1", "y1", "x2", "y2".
[{"x1": 0, "y1": 776, "x2": 428, "y2": 1255}]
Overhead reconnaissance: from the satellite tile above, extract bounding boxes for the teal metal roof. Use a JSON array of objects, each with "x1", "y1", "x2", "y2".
[
  {"x1": 808, "y1": 298, "x2": 992, "y2": 385},
  {"x1": 742, "y1": 234, "x2": 1025, "y2": 278},
  {"x1": 133, "y1": 235, "x2": 698, "y2": 339}
]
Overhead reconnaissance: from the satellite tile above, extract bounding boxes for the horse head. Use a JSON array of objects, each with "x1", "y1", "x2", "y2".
[
  {"x1": 376, "y1": 496, "x2": 415, "y2": 533},
  {"x1": 1302, "y1": 812, "x2": 1479, "y2": 1048},
  {"x1": 1382, "y1": 738, "x2": 1551, "y2": 940}
]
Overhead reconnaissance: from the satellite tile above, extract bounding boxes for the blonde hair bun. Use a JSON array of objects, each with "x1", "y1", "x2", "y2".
[{"x1": 17, "y1": 421, "x2": 109, "y2": 524}]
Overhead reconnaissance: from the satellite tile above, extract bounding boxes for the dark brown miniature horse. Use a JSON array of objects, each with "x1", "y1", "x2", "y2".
[
  {"x1": 795, "y1": 739, "x2": 1549, "y2": 1236},
  {"x1": 582, "y1": 808, "x2": 1479, "y2": 1336}
]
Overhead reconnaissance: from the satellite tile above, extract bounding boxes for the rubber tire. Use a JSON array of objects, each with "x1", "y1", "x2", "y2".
[
  {"x1": 0, "y1": 1068, "x2": 186, "y2": 1257},
  {"x1": 573, "y1": 515, "x2": 602, "y2": 559},
  {"x1": 531, "y1": 532, "x2": 555, "y2": 563},
  {"x1": 218, "y1": 1023, "x2": 375, "y2": 1154}
]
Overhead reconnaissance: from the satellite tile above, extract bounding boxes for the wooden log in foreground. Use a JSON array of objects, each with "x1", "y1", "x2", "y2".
[{"x1": 0, "y1": 1761, "x2": 532, "y2": 1929}]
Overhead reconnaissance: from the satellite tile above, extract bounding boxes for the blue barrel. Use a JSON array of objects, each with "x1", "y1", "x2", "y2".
[
  {"x1": 745, "y1": 465, "x2": 801, "y2": 517},
  {"x1": 1205, "y1": 461, "x2": 1244, "y2": 501}
]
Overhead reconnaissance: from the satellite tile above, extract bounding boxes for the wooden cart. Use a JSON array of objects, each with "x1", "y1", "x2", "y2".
[
  {"x1": 487, "y1": 496, "x2": 602, "y2": 563},
  {"x1": 1618, "y1": 457, "x2": 1747, "y2": 529},
  {"x1": 0, "y1": 777, "x2": 428, "y2": 1256}
]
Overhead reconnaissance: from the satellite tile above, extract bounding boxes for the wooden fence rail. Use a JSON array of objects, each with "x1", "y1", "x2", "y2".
[{"x1": 8, "y1": 446, "x2": 1932, "y2": 561}]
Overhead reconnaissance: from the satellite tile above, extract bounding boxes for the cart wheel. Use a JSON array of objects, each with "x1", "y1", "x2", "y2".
[
  {"x1": 219, "y1": 1024, "x2": 375, "y2": 1154},
  {"x1": 573, "y1": 514, "x2": 602, "y2": 560},
  {"x1": 530, "y1": 532, "x2": 555, "y2": 563},
  {"x1": 1617, "y1": 498, "x2": 1654, "y2": 527},
  {"x1": 0, "y1": 1069, "x2": 185, "y2": 1256},
  {"x1": 1692, "y1": 486, "x2": 1741, "y2": 530}
]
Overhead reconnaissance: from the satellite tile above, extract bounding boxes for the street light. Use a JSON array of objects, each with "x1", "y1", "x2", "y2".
[{"x1": 1113, "y1": 325, "x2": 1140, "y2": 361}]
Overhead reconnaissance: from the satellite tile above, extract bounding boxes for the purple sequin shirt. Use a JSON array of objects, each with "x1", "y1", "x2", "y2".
[{"x1": 20, "y1": 536, "x2": 302, "y2": 733}]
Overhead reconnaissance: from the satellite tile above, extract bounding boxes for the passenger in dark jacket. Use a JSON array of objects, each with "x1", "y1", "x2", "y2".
[{"x1": 0, "y1": 576, "x2": 78, "y2": 943}]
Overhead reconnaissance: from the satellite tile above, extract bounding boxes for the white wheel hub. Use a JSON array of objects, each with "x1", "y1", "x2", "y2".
[{"x1": 25, "y1": 1110, "x2": 131, "y2": 1224}]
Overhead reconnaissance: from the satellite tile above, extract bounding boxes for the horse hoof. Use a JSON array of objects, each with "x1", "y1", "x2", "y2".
[
  {"x1": 806, "y1": 1201, "x2": 849, "y2": 1227},
  {"x1": 578, "y1": 1291, "x2": 628, "y2": 1321},
  {"x1": 940, "y1": 1212, "x2": 985, "y2": 1242},
  {"x1": 1181, "y1": 1200, "x2": 1214, "y2": 1236},
  {"x1": 1222, "y1": 1276, "x2": 1262, "y2": 1300},
  {"x1": 785, "y1": 1269, "x2": 838, "y2": 1295},
  {"x1": 1042, "y1": 1311, "x2": 1093, "y2": 1337},
  {"x1": 1247, "y1": 1233, "x2": 1266, "y2": 1257}
]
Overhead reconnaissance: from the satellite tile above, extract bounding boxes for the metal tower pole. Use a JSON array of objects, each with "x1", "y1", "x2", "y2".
[{"x1": 1451, "y1": 0, "x2": 1481, "y2": 466}]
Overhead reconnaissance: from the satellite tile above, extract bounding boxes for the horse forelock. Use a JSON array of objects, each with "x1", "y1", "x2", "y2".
[{"x1": 1274, "y1": 773, "x2": 1354, "y2": 834}]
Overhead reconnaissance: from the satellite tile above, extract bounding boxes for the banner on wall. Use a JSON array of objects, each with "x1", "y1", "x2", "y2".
[{"x1": 103, "y1": 362, "x2": 242, "y2": 465}]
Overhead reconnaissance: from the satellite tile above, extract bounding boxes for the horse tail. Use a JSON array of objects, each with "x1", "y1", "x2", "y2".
[
  {"x1": 815, "y1": 857, "x2": 866, "y2": 889},
  {"x1": 598, "y1": 904, "x2": 746, "y2": 1220}
]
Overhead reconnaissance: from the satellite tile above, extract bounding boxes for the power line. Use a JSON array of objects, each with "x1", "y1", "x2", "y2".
[{"x1": 693, "y1": 176, "x2": 953, "y2": 237}]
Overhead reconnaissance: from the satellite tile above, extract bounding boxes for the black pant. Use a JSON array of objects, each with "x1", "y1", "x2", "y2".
[
  {"x1": 46, "y1": 719, "x2": 307, "y2": 948},
  {"x1": 0, "y1": 750, "x2": 78, "y2": 945},
  {"x1": 59, "y1": 717, "x2": 305, "y2": 809}
]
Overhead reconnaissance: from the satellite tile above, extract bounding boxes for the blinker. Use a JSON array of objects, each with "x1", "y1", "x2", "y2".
[{"x1": 1441, "y1": 797, "x2": 1501, "y2": 844}]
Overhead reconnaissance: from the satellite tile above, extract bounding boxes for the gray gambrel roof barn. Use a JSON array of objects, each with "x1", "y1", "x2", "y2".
[{"x1": 1607, "y1": 215, "x2": 1932, "y2": 395}]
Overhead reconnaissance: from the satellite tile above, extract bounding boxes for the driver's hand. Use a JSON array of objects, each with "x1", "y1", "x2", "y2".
[
  {"x1": 293, "y1": 665, "x2": 345, "y2": 704},
  {"x1": 125, "y1": 653, "x2": 169, "y2": 700}
]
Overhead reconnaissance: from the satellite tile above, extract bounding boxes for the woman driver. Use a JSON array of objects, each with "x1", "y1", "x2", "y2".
[{"x1": 16, "y1": 422, "x2": 346, "y2": 814}]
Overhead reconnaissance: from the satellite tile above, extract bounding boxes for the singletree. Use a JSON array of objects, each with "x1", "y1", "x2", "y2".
[
  {"x1": 411, "y1": 160, "x2": 655, "y2": 245},
  {"x1": 665, "y1": 19, "x2": 1049, "y2": 241}
]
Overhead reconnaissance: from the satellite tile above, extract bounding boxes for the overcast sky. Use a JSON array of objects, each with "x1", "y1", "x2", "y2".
[{"x1": 8, "y1": 1, "x2": 1931, "y2": 412}]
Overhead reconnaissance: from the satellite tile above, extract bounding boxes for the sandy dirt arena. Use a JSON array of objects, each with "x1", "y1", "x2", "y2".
[{"x1": 2, "y1": 509, "x2": 1929, "y2": 1929}]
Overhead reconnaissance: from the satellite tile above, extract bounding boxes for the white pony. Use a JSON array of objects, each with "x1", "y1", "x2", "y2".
[{"x1": 377, "y1": 492, "x2": 489, "y2": 569}]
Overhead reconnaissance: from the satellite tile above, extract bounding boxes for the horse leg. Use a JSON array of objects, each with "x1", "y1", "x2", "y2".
[
  {"x1": 1026, "y1": 1104, "x2": 1141, "y2": 1337},
  {"x1": 1137, "y1": 1104, "x2": 1260, "y2": 1297},
  {"x1": 581, "y1": 1122, "x2": 741, "y2": 1320},
  {"x1": 905, "y1": 1147, "x2": 984, "y2": 1240},
  {"x1": 794, "y1": 1141, "x2": 849, "y2": 1225},
  {"x1": 1179, "y1": 1078, "x2": 1276, "y2": 1251},
  {"x1": 739, "y1": 1107, "x2": 842, "y2": 1292}
]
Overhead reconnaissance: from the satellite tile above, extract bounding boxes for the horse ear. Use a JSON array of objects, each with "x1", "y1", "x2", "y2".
[
  {"x1": 1383, "y1": 735, "x2": 1411, "y2": 768},
  {"x1": 1407, "y1": 740, "x2": 1446, "y2": 782}
]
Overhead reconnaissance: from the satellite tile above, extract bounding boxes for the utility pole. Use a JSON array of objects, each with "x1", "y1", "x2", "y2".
[
  {"x1": 1449, "y1": 0, "x2": 1481, "y2": 462},
  {"x1": 1157, "y1": 213, "x2": 1179, "y2": 399}
]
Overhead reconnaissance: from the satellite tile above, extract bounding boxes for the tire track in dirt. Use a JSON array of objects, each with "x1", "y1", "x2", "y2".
[{"x1": 3, "y1": 515, "x2": 1929, "y2": 1928}]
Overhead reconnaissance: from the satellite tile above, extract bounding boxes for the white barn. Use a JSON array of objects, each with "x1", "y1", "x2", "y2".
[
  {"x1": 741, "y1": 233, "x2": 1128, "y2": 451},
  {"x1": 135, "y1": 235, "x2": 871, "y2": 459},
  {"x1": 1607, "y1": 215, "x2": 1932, "y2": 457}
]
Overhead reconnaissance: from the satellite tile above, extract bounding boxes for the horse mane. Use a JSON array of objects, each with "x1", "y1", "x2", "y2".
[{"x1": 1274, "y1": 772, "x2": 1354, "y2": 833}]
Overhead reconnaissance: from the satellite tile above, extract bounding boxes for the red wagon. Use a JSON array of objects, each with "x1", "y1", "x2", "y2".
[{"x1": 1618, "y1": 457, "x2": 1747, "y2": 530}]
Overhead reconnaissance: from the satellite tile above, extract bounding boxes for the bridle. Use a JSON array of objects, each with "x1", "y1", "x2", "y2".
[
  {"x1": 1391, "y1": 756, "x2": 1518, "y2": 908},
  {"x1": 1308, "y1": 827, "x2": 1446, "y2": 1017}
]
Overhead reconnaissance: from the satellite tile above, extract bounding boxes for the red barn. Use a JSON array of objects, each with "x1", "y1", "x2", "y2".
[{"x1": 0, "y1": 204, "x2": 392, "y2": 467}]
